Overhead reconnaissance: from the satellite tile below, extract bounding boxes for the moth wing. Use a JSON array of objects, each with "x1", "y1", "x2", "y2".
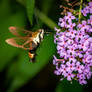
[
  {"x1": 9, "y1": 26, "x2": 33, "y2": 37},
  {"x1": 6, "y1": 38, "x2": 23, "y2": 48},
  {"x1": 5, "y1": 37, "x2": 33, "y2": 50}
]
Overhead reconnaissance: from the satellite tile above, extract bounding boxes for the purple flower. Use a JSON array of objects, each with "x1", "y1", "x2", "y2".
[
  {"x1": 75, "y1": 30, "x2": 85, "y2": 42},
  {"x1": 76, "y1": 62, "x2": 84, "y2": 73},
  {"x1": 81, "y1": 6, "x2": 89, "y2": 16},
  {"x1": 59, "y1": 50, "x2": 67, "y2": 58},
  {"x1": 83, "y1": 54, "x2": 92, "y2": 64},
  {"x1": 67, "y1": 46, "x2": 76, "y2": 55},
  {"x1": 58, "y1": 17, "x2": 67, "y2": 28},
  {"x1": 53, "y1": 55, "x2": 58, "y2": 65},
  {"x1": 83, "y1": 65, "x2": 92, "y2": 78},
  {"x1": 60, "y1": 64, "x2": 67, "y2": 76},
  {"x1": 89, "y1": 2, "x2": 92, "y2": 7},
  {"x1": 88, "y1": 2, "x2": 92, "y2": 13},
  {"x1": 53, "y1": 55, "x2": 64, "y2": 65},
  {"x1": 66, "y1": 29, "x2": 77, "y2": 38},
  {"x1": 66, "y1": 37, "x2": 74, "y2": 45},
  {"x1": 54, "y1": 27, "x2": 61, "y2": 33},
  {"x1": 88, "y1": 15, "x2": 92, "y2": 25},
  {"x1": 67, "y1": 22, "x2": 76, "y2": 29},
  {"x1": 89, "y1": 28, "x2": 92, "y2": 32},
  {"x1": 76, "y1": 50, "x2": 83, "y2": 58},
  {"x1": 78, "y1": 39, "x2": 90, "y2": 51},
  {"x1": 66, "y1": 71, "x2": 75, "y2": 81},
  {"x1": 78, "y1": 78, "x2": 87, "y2": 85},
  {"x1": 69, "y1": 55, "x2": 76, "y2": 62},
  {"x1": 53, "y1": 2, "x2": 92, "y2": 85},
  {"x1": 77, "y1": 20, "x2": 90, "y2": 31},
  {"x1": 65, "y1": 12, "x2": 75, "y2": 23},
  {"x1": 66, "y1": 62, "x2": 75, "y2": 71},
  {"x1": 87, "y1": 37, "x2": 92, "y2": 43}
]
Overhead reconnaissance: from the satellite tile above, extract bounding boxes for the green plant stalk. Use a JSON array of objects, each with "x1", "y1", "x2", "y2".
[
  {"x1": 78, "y1": 0, "x2": 83, "y2": 22},
  {"x1": 35, "y1": 8, "x2": 59, "y2": 30}
]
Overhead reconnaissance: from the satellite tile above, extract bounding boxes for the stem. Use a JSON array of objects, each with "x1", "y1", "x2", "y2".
[{"x1": 78, "y1": 0, "x2": 83, "y2": 22}]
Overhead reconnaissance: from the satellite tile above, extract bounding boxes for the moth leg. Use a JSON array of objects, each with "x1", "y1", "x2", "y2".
[
  {"x1": 22, "y1": 39, "x2": 34, "y2": 50},
  {"x1": 29, "y1": 42, "x2": 33, "y2": 50},
  {"x1": 23, "y1": 40, "x2": 30, "y2": 46},
  {"x1": 29, "y1": 42, "x2": 37, "y2": 50}
]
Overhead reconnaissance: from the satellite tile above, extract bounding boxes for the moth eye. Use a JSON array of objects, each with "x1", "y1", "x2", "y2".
[
  {"x1": 40, "y1": 32, "x2": 44, "y2": 38},
  {"x1": 9, "y1": 26, "x2": 16, "y2": 30}
]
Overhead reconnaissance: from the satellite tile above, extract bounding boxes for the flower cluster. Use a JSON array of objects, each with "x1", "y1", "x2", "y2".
[{"x1": 53, "y1": 2, "x2": 92, "y2": 85}]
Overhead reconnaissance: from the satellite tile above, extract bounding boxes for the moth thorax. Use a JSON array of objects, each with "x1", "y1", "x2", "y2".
[{"x1": 33, "y1": 29, "x2": 44, "y2": 45}]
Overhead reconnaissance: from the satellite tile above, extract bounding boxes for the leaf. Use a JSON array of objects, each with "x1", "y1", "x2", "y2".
[
  {"x1": 41, "y1": 0, "x2": 54, "y2": 15},
  {"x1": 36, "y1": 34, "x2": 56, "y2": 62},
  {"x1": 17, "y1": 0, "x2": 59, "y2": 30},
  {"x1": 87, "y1": 0, "x2": 90, "y2": 1},
  {"x1": 16, "y1": 0, "x2": 26, "y2": 6},
  {"x1": 0, "y1": 0, "x2": 11, "y2": 21},
  {"x1": 55, "y1": 80, "x2": 83, "y2": 92},
  {"x1": 7, "y1": 34, "x2": 56, "y2": 92},
  {"x1": 35, "y1": 8, "x2": 59, "y2": 30},
  {"x1": 26, "y1": 0, "x2": 35, "y2": 25}
]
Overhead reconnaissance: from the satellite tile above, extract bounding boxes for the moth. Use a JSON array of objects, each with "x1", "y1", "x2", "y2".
[{"x1": 5, "y1": 26, "x2": 44, "y2": 62}]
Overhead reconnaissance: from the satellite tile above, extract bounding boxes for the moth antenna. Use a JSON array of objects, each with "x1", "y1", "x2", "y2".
[{"x1": 44, "y1": 32, "x2": 51, "y2": 34}]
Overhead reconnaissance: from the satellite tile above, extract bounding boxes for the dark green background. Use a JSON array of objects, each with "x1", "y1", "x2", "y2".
[{"x1": 0, "y1": 0, "x2": 92, "y2": 92}]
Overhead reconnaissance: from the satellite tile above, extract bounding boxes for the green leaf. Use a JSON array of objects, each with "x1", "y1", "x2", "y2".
[
  {"x1": 41, "y1": 0, "x2": 54, "y2": 15},
  {"x1": 0, "y1": 0, "x2": 11, "y2": 21},
  {"x1": 16, "y1": 0, "x2": 26, "y2": 6},
  {"x1": 55, "y1": 80, "x2": 83, "y2": 92},
  {"x1": 26, "y1": 0, "x2": 35, "y2": 25},
  {"x1": 35, "y1": 8, "x2": 59, "y2": 30},
  {"x1": 36, "y1": 34, "x2": 56, "y2": 62},
  {"x1": 7, "y1": 34, "x2": 56, "y2": 92}
]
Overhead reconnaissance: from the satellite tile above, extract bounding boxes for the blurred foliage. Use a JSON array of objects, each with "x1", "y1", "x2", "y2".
[
  {"x1": 0, "y1": 0, "x2": 92, "y2": 92},
  {"x1": 26, "y1": 0, "x2": 35, "y2": 25},
  {"x1": 55, "y1": 80, "x2": 83, "y2": 92}
]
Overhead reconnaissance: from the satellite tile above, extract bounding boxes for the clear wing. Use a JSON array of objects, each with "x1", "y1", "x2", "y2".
[
  {"x1": 9, "y1": 26, "x2": 33, "y2": 37},
  {"x1": 6, "y1": 26, "x2": 40, "y2": 50},
  {"x1": 5, "y1": 37, "x2": 34, "y2": 50}
]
